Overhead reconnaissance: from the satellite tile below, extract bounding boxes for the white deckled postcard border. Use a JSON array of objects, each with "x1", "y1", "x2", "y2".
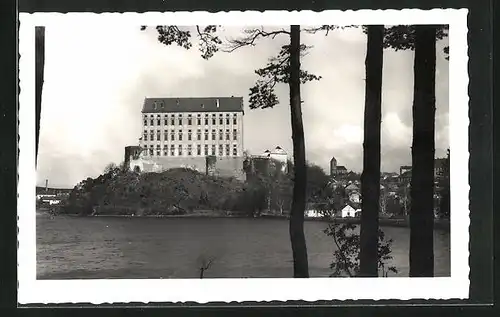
[{"x1": 18, "y1": 9, "x2": 469, "y2": 304}]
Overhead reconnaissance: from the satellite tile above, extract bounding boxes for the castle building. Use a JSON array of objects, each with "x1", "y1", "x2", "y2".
[
  {"x1": 127, "y1": 97, "x2": 245, "y2": 179},
  {"x1": 140, "y1": 97, "x2": 244, "y2": 158}
]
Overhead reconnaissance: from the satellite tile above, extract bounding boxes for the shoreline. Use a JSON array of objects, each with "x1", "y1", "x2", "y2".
[{"x1": 40, "y1": 210, "x2": 450, "y2": 231}]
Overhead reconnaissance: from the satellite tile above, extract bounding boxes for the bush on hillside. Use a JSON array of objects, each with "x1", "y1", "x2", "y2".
[
  {"x1": 61, "y1": 167, "x2": 262, "y2": 216},
  {"x1": 61, "y1": 160, "x2": 341, "y2": 217}
]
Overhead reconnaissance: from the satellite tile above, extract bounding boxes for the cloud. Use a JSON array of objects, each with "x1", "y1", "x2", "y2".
[{"x1": 36, "y1": 25, "x2": 449, "y2": 188}]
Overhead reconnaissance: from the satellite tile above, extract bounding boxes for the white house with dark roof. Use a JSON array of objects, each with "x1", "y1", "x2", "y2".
[{"x1": 341, "y1": 204, "x2": 356, "y2": 218}]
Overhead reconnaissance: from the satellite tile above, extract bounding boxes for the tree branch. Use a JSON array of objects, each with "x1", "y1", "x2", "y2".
[
  {"x1": 223, "y1": 27, "x2": 290, "y2": 53},
  {"x1": 141, "y1": 25, "x2": 222, "y2": 60},
  {"x1": 302, "y1": 25, "x2": 357, "y2": 35}
]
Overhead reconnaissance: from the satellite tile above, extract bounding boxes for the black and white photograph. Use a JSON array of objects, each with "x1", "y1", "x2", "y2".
[{"x1": 18, "y1": 10, "x2": 469, "y2": 303}]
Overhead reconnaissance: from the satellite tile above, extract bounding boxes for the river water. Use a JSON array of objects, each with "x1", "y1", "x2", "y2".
[{"x1": 36, "y1": 215, "x2": 450, "y2": 279}]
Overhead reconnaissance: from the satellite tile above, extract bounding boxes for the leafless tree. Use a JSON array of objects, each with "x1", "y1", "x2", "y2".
[{"x1": 197, "y1": 254, "x2": 216, "y2": 279}]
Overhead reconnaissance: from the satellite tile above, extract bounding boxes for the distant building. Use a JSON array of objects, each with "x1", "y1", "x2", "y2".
[
  {"x1": 330, "y1": 156, "x2": 349, "y2": 177},
  {"x1": 245, "y1": 146, "x2": 289, "y2": 178},
  {"x1": 345, "y1": 183, "x2": 359, "y2": 193},
  {"x1": 305, "y1": 204, "x2": 323, "y2": 218},
  {"x1": 349, "y1": 191, "x2": 361, "y2": 204},
  {"x1": 434, "y1": 158, "x2": 447, "y2": 179},
  {"x1": 398, "y1": 158, "x2": 448, "y2": 184},
  {"x1": 341, "y1": 205, "x2": 356, "y2": 218},
  {"x1": 336, "y1": 166, "x2": 348, "y2": 176},
  {"x1": 36, "y1": 183, "x2": 71, "y2": 206},
  {"x1": 262, "y1": 146, "x2": 288, "y2": 173},
  {"x1": 329, "y1": 157, "x2": 338, "y2": 176},
  {"x1": 125, "y1": 97, "x2": 246, "y2": 180},
  {"x1": 399, "y1": 170, "x2": 412, "y2": 184},
  {"x1": 400, "y1": 165, "x2": 412, "y2": 176},
  {"x1": 327, "y1": 178, "x2": 338, "y2": 190}
]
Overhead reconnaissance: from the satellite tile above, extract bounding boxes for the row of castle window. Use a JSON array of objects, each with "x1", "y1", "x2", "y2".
[
  {"x1": 143, "y1": 129, "x2": 238, "y2": 141},
  {"x1": 144, "y1": 113, "x2": 238, "y2": 126},
  {"x1": 144, "y1": 144, "x2": 238, "y2": 157}
]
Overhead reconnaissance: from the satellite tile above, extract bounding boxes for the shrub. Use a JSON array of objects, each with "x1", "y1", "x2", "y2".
[{"x1": 324, "y1": 220, "x2": 398, "y2": 277}]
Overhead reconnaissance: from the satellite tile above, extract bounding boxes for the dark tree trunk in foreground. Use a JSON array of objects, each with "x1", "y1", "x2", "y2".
[
  {"x1": 35, "y1": 26, "x2": 45, "y2": 167},
  {"x1": 410, "y1": 25, "x2": 437, "y2": 277},
  {"x1": 359, "y1": 25, "x2": 384, "y2": 277},
  {"x1": 288, "y1": 25, "x2": 309, "y2": 278}
]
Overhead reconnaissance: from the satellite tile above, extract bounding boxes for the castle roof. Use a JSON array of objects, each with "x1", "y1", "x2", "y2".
[
  {"x1": 142, "y1": 97, "x2": 244, "y2": 113},
  {"x1": 271, "y1": 146, "x2": 287, "y2": 155}
]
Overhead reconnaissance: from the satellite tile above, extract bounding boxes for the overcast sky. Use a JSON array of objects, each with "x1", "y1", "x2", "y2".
[{"x1": 36, "y1": 25, "x2": 449, "y2": 188}]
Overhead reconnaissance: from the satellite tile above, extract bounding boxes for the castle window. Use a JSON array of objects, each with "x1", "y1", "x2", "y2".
[
  {"x1": 233, "y1": 144, "x2": 237, "y2": 156},
  {"x1": 226, "y1": 113, "x2": 230, "y2": 125},
  {"x1": 164, "y1": 115, "x2": 168, "y2": 125},
  {"x1": 225, "y1": 129, "x2": 230, "y2": 140},
  {"x1": 197, "y1": 129, "x2": 201, "y2": 141},
  {"x1": 225, "y1": 144, "x2": 230, "y2": 156},
  {"x1": 143, "y1": 145, "x2": 148, "y2": 154},
  {"x1": 164, "y1": 130, "x2": 168, "y2": 141},
  {"x1": 188, "y1": 114, "x2": 192, "y2": 125},
  {"x1": 212, "y1": 113, "x2": 216, "y2": 125},
  {"x1": 197, "y1": 114, "x2": 201, "y2": 125},
  {"x1": 156, "y1": 144, "x2": 161, "y2": 156},
  {"x1": 163, "y1": 145, "x2": 168, "y2": 156},
  {"x1": 178, "y1": 144, "x2": 182, "y2": 156},
  {"x1": 233, "y1": 113, "x2": 237, "y2": 125},
  {"x1": 233, "y1": 129, "x2": 237, "y2": 141},
  {"x1": 150, "y1": 116, "x2": 154, "y2": 126},
  {"x1": 204, "y1": 144, "x2": 209, "y2": 155},
  {"x1": 197, "y1": 144, "x2": 201, "y2": 156},
  {"x1": 170, "y1": 130, "x2": 175, "y2": 141},
  {"x1": 219, "y1": 113, "x2": 223, "y2": 125},
  {"x1": 178, "y1": 130, "x2": 183, "y2": 141},
  {"x1": 149, "y1": 145, "x2": 154, "y2": 156},
  {"x1": 144, "y1": 115, "x2": 148, "y2": 126},
  {"x1": 150, "y1": 130, "x2": 154, "y2": 141},
  {"x1": 211, "y1": 145, "x2": 216, "y2": 156},
  {"x1": 187, "y1": 144, "x2": 192, "y2": 156},
  {"x1": 211, "y1": 129, "x2": 216, "y2": 141},
  {"x1": 219, "y1": 129, "x2": 223, "y2": 141},
  {"x1": 157, "y1": 115, "x2": 161, "y2": 125},
  {"x1": 156, "y1": 130, "x2": 161, "y2": 141},
  {"x1": 188, "y1": 129, "x2": 192, "y2": 141},
  {"x1": 170, "y1": 146, "x2": 175, "y2": 156},
  {"x1": 218, "y1": 144, "x2": 223, "y2": 156},
  {"x1": 204, "y1": 114, "x2": 209, "y2": 125},
  {"x1": 178, "y1": 114, "x2": 183, "y2": 125},
  {"x1": 171, "y1": 116, "x2": 175, "y2": 125},
  {"x1": 143, "y1": 130, "x2": 148, "y2": 141},
  {"x1": 204, "y1": 129, "x2": 209, "y2": 141}
]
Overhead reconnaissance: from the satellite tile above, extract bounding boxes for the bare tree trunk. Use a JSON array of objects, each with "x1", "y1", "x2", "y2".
[
  {"x1": 410, "y1": 25, "x2": 436, "y2": 277},
  {"x1": 359, "y1": 25, "x2": 384, "y2": 277},
  {"x1": 288, "y1": 25, "x2": 309, "y2": 278},
  {"x1": 35, "y1": 27, "x2": 45, "y2": 167}
]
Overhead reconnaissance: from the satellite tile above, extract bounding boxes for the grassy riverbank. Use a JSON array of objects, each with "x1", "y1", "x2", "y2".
[{"x1": 41, "y1": 208, "x2": 449, "y2": 231}]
